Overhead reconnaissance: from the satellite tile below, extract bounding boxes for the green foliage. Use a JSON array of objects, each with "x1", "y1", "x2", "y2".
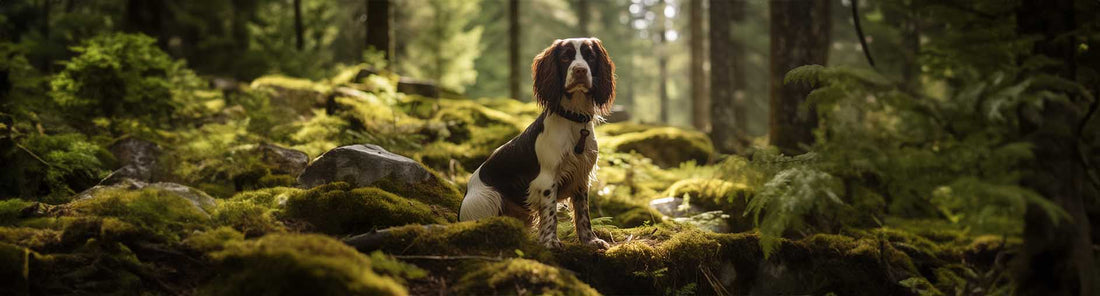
[
  {"x1": 205, "y1": 233, "x2": 408, "y2": 296},
  {"x1": 746, "y1": 163, "x2": 846, "y2": 258},
  {"x1": 49, "y1": 33, "x2": 198, "y2": 131},
  {"x1": 283, "y1": 182, "x2": 448, "y2": 235},
  {"x1": 398, "y1": 0, "x2": 484, "y2": 93},
  {"x1": 0, "y1": 132, "x2": 111, "y2": 203}
]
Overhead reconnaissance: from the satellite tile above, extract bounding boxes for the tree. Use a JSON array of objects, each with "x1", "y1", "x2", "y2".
[
  {"x1": 689, "y1": 0, "x2": 707, "y2": 131},
  {"x1": 768, "y1": 0, "x2": 831, "y2": 155},
  {"x1": 399, "y1": 0, "x2": 483, "y2": 93},
  {"x1": 294, "y1": 0, "x2": 304, "y2": 50},
  {"x1": 366, "y1": 0, "x2": 392, "y2": 63},
  {"x1": 574, "y1": 0, "x2": 589, "y2": 36},
  {"x1": 1016, "y1": 0, "x2": 1097, "y2": 295},
  {"x1": 657, "y1": 0, "x2": 669, "y2": 123},
  {"x1": 508, "y1": 0, "x2": 520, "y2": 100},
  {"x1": 709, "y1": 0, "x2": 739, "y2": 153}
]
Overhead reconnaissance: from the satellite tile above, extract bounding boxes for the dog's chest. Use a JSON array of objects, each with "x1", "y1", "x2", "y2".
[{"x1": 535, "y1": 116, "x2": 598, "y2": 183}]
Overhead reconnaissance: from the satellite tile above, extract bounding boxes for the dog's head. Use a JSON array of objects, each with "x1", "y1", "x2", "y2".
[{"x1": 532, "y1": 38, "x2": 616, "y2": 116}]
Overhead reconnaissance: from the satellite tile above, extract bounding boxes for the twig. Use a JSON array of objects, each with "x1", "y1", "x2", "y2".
[
  {"x1": 391, "y1": 255, "x2": 504, "y2": 261},
  {"x1": 700, "y1": 265, "x2": 731, "y2": 296},
  {"x1": 15, "y1": 143, "x2": 54, "y2": 168},
  {"x1": 850, "y1": 0, "x2": 876, "y2": 68}
]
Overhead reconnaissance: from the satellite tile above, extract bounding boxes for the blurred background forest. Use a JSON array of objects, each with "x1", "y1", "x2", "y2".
[{"x1": 1, "y1": 0, "x2": 1099, "y2": 295}]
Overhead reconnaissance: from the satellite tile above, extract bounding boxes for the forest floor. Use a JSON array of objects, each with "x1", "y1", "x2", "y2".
[{"x1": 0, "y1": 65, "x2": 1011, "y2": 296}]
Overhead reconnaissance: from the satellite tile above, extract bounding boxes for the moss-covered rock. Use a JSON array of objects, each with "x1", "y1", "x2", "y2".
[
  {"x1": 597, "y1": 196, "x2": 662, "y2": 228},
  {"x1": 452, "y1": 259, "x2": 600, "y2": 296},
  {"x1": 69, "y1": 187, "x2": 211, "y2": 242},
  {"x1": 283, "y1": 182, "x2": 449, "y2": 235},
  {"x1": 347, "y1": 216, "x2": 545, "y2": 259},
  {"x1": 250, "y1": 75, "x2": 332, "y2": 117},
  {"x1": 604, "y1": 127, "x2": 715, "y2": 168},
  {"x1": 204, "y1": 233, "x2": 408, "y2": 296},
  {"x1": 183, "y1": 226, "x2": 245, "y2": 253},
  {"x1": 665, "y1": 178, "x2": 755, "y2": 231}
]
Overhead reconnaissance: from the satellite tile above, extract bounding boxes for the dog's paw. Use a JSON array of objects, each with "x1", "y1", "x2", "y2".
[
  {"x1": 584, "y1": 238, "x2": 610, "y2": 250},
  {"x1": 541, "y1": 239, "x2": 564, "y2": 249}
]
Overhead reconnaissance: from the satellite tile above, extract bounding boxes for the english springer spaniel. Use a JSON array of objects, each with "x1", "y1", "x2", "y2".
[{"x1": 459, "y1": 38, "x2": 616, "y2": 250}]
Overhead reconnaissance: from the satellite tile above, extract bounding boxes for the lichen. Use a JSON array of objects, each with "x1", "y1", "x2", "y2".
[
  {"x1": 282, "y1": 182, "x2": 447, "y2": 235},
  {"x1": 452, "y1": 259, "x2": 600, "y2": 296},
  {"x1": 204, "y1": 233, "x2": 407, "y2": 296}
]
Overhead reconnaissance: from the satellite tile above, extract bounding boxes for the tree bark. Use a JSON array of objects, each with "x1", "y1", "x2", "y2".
[
  {"x1": 1016, "y1": 1, "x2": 1096, "y2": 295},
  {"x1": 689, "y1": 0, "x2": 707, "y2": 131},
  {"x1": 293, "y1": 0, "x2": 304, "y2": 51},
  {"x1": 731, "y1": 1, "x2": 747, "y2": 140},
  {"x1": 768, "y1": 0, "x2": 831, "y2": 155},
  {"x1": 657, "y1": 0, "x2": 669, "y2": 124},
  {"x1": 575, "y1": 0, "x2": 589, "y2": 36},
  {"x1": 509, "y1": 0, "x2": 521, "y2": 101},
  {"x1": 366, "y1": 0, "x2": 392, "y2": 63},
  {"x1": 709, "y1": 0, "x2": 735, "y2": 152}
]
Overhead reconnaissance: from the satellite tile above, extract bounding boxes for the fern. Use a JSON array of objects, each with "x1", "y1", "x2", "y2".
[{"x1": 746, "y1": 164, "x2": 843, "y2": 258}]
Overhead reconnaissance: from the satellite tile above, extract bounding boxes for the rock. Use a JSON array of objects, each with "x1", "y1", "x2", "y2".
[
  {"x1": 75, "y1": 179, "x2": 217, "y2": 217},
  {"x1": 605, "y1": 127, "x2": 715, "y2": 168},
  {"x1": 604, "y1": 104, "x2": 631, "y2": 123},
  {"x1": 101, "y1": 138, "x2": 160, "y2": 184},
  {"x1": 256, "y1": 143, "x2": 309, "y2": 176},
  {"x1": 669, "y1": 211, "x2": 731, "y2": 233},
  {"x1": 649, "y1": 197, "x2": 708, "y2": 218},
  {"x1": 298, "y1": 144, "x2": 434, "y2": 189},
  {"x1": 397, "y1": 77, "x2": 439, "y2": 98}
]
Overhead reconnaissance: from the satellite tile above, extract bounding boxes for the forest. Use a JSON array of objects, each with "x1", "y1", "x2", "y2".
[{"x1": 0, "y1": 0, "x2": 1098, "y2": 295}]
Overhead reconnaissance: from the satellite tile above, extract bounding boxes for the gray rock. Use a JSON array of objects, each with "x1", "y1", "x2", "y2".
[
  {"x1": 75, "y1": 179, "x2": 217, "y2": 217},
  {"x1": 649, "y1": 197, "x2": 708, "y2": 217},
  {"x1": 101, "y1": 138, "x2": 160, "y2": 184},
  {"x1": 257, "y1": 143, "x2": 310, "y2": 176},
  {"x1": 297, "y1": 144, "x2": 433, "y2": 189},
  {"x1": 650, "y1": 198, "x2": 730, "y2": 233}
]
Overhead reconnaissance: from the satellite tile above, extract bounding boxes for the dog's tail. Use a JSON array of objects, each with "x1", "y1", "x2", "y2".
[{"x1": 459, "y1": 168, "x2": 503, "y2": 221}]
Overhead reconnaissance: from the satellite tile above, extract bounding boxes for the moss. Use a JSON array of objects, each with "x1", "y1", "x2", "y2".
[
  {"x1": 368, "y1": 169, "x2": 463, "y2": 215},
  {"x1": 69, "y1": 188, "x2": 210, "y2": 242},
  {"x1": 0, "y1": 199, "x2": 34, "y2": 226},
  {"x1": 283, "y1": 182, "x2": 447, "y2": 235},
  {"x1": 229, "y1": 187, "x2": 302, "y2": 208},
  {"x1": 257, "y1": 174, "x2": 296, "y2": 188},
  {"x1": 597, "y1": 122, "x2": 663, "y2": 137},
  {"x1": 32, "y1": 239, "x2": 146, "y2": 295},
  {"x1": 213, "y1": 199, "x2": 285, "y2": 237},
  {"x1": 0, "y1": 242, "x2": 31, "y2": 295},
  {"x1": 597, "y1": 196, "x2": 662, "y2": 228},
  {"x1": 0, "y1": 227, "x2": 60, "y2": 250},
  {"x1": 205, "y1": 233, "x2": 407, "y2": 296},
  {"x1": 372, "y1": 217, "x2": 544, "y2": 259},
  {"x1": 666, "y1": 178, "x2": 755, "y2": 231},
  {"x1": 184, "y1": 227, "x2": 245, "y2": 253},
  {"x1": 604, "y1": 127, "x2": 715, "y2": 168},
  {"x1": 452, "y1": 259, "x2": 600, "y2": 296},
  {"x1": 365, "y1": 251, "x2": 427, "y2": 284}
]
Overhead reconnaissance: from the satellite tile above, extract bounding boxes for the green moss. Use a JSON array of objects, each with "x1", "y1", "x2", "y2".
[
  {"x1": 213, "y1": 199, "x2": 285, "y2": 237},
  {"x1": 373, "y1": 217, "x2": 544, "y2": 258},
  {"x1": 0, "y1": 199, "x2": 34, "y2": 226},
  {"x1": 368, "y1": 169, "x2": 463, "y2": 215},
  {"x1": 69, "y1": 187, "x2": 211, "y2": 242},
  {"x1": 452, "y1": 259, "x2": 600, "y2": 296},
  {"x1": 229, "y1": 187, "x2": 302, "y2": 208},
  {"x1": 184, "y1": 227, "x2": 245, "y2": 253},
  {"x1": 205, "y1": 233, "x2": 407, "y2": 296},
  {"x1": 283, "y1": 182, "x2": 447, "y2": 235},
  {"x1": 666, "y1": 178, "x2": 755, "y2": 231},
  {"x1": 0, "y1": 227, "x2": 60, "y2": 250},
  {"x1": 32, "y1": 239, "x2": 146, "y2": 295},
  {"x1": 604, "y1": 127, "x2": 715, "y2": 168},
  {"x1": 0, "y1": 242, "x2": 31, "y2": 295},
  {"x1": 257, "y1": 174, "x2": 296, "y2": 188},
  {"x1": 598, "y1": 196, "x2": 662, "y2": 228}
]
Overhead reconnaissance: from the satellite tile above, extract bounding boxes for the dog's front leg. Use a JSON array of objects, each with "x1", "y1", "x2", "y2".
[
  {"x1": 529, "y1": 172, "x2": 562, "y2": 249},
  {"x1": 572, "y1": 189, "x2": 610, "y2": 249}
]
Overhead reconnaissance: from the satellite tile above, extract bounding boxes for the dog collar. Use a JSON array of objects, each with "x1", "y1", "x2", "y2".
[{"x1": 553, "y1": 106, "x2": 592, "y2": 123}]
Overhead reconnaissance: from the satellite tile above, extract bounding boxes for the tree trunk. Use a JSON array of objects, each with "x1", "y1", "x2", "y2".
[
  {"x1": 1016, "y1": 1, "x2": 1096, "y2": 295},
  {"x1": 768, "y1": 0, "x2": 830, "y2": 155},
  {"x1": 575, "y1": 0, "x2": 589, "y2": 36},
  {"x1": 125, "y1": 0, "x2": 165, "y2": 48},
  {"x1": 657, "y1": 0, "x2": 669, "y2": 124},
  {"x1": 709, "y1": 0, "x2": 735, "y2": 152},
  {"x1": 730, "y1": 1, "x2": 747, "y2": 139},
  {"x1": 293, "y1": 0, "x2": 304, "y2": 51},
  {"x1": 509, "y1": 0, "x2": 521, "y2": 101},
  {"x1": 366, "y1": 0, "x2": 392, "y2": 63},
  {"x1": 689, "y1": 0, "x2": 707, "y2": 131}
]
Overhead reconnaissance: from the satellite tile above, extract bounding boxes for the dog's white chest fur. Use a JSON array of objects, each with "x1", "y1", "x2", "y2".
[{"x1": 533, "y1": 114, "x2": 598, "y2": 198}]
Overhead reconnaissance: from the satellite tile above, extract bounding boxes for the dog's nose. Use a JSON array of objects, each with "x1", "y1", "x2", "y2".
[{"x1": 572, "y1": 67, "x2": 588, "y2": 76}]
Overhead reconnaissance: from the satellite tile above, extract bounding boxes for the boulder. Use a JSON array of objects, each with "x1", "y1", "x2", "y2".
[
  {"x1": 604, "y1": 127, "x2": 715, "y2": 168},
  {"x1": 397, "y1": 77, "x2": 439, "y2": 98},
  {"x1": 298, "y1": 144, "x2": 433, "y2": 189},
  {"x1": 75, "y1": 179, "x2": 217, "y2": 217},
  {"x1": 649, "y1": 197, "x2": 708, "y2": 218},
  {"x1": 257, "y1": 143, "x2": 309, "y2": 176},
  {"x1": 101, "y1": 138, "x2": 160, "y2": 184}
]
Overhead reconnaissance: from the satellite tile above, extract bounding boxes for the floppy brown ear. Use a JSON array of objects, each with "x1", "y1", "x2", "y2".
[
  {"x1": 591, "y1": 39, "x2": 616, "y2": 115},
  {"x1": 532, "y1": 40, "x2": 563, "y2": 108}
]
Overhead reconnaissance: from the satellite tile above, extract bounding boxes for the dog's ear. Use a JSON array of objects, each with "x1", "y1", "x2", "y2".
[
  {"x1": 532, "y1": 40, "x2": 563, "y2": 108},
  {"x1": 590, "y1": 39, "x2": 616, "y2": 115}
]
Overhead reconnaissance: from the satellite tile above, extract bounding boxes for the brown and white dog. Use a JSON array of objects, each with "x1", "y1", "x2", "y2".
[{"x1": 459, "y1": 38, "x2": 615, "y2": 249}]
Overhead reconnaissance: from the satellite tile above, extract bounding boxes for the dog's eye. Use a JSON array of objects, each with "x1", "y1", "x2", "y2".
[{"x1": 560, "y1": 49, "x2": 574, "y2": 62}]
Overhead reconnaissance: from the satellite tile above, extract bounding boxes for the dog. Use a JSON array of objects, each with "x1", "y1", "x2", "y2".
[{"x1": 459, "y1": 37, "x2": 615, "y2": 250}]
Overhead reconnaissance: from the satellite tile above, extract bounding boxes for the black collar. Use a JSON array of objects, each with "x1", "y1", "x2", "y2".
[{"x1": 553, "y1": 106, "x2": 592, "y2": 123}]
